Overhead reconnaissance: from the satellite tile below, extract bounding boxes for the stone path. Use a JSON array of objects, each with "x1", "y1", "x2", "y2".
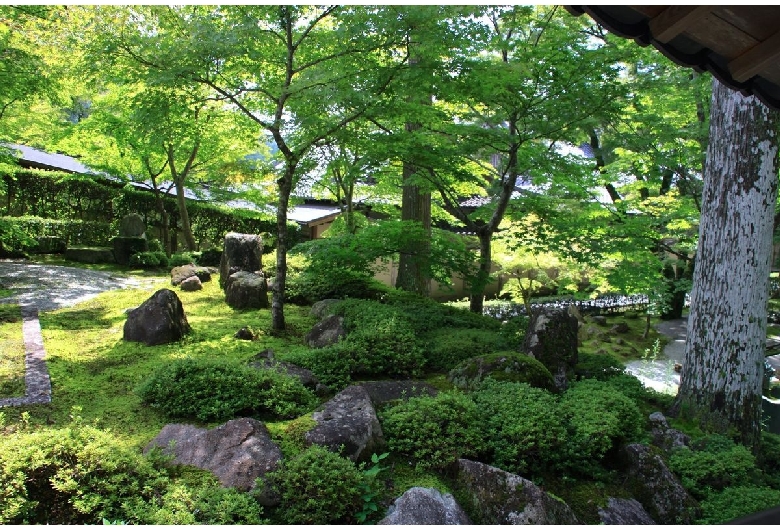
[
  {"x1": 625, "y1": 316, "x2": 780, "y2": 395},
  {"x1": 0, "y1": 260, "x2": 164, "y2": 408},
  {"x1": 0, "y1": 306, "x2": 51, "y2": 407}
]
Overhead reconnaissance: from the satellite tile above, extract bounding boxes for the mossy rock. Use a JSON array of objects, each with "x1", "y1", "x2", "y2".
[{"x1": 447, "y1": 351, "x2": 555, "y2": 392}]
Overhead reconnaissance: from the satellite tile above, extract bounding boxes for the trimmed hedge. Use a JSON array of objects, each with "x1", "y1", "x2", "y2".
[{"x1": 0, "y1": 165, "x2": 301, "y2": 251}]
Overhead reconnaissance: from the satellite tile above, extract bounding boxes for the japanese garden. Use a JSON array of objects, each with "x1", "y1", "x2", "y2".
[{"x1": 2, "y1": 5, "x2": 780, "y2": 525}]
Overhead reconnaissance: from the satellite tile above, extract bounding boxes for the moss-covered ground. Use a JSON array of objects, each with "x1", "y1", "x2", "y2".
[{"x1": 0, "y1": 303, "x2": 25, "y2": 398}]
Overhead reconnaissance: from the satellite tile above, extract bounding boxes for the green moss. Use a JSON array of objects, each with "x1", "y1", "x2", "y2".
[
  {"x1": 0, "y1": 304, "x2": 25, "y2": 398},
  {"x1": 448, "y1": 351, "x2": 555, "y2": 392}
]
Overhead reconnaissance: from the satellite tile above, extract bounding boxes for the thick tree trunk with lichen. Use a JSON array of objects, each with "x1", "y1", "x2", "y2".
[{"x1": 671, "y1": 79, "x2": 778, "y2": 450}]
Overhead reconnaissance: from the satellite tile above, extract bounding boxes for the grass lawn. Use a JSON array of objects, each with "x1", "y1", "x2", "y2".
[
  {"x1": 0, "y1": 304, "x2": 25, "y2": 399},
  {"x1": 0, "y1": 272, "x2": 316, "y2": 449}
]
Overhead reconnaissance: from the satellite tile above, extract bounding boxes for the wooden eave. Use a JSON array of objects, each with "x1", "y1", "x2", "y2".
[{"x1": 566, "y1": 5, "x2": 780, "y2": 111}]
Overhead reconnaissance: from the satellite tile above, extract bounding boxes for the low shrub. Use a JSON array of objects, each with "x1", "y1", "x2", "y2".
[
  {"x1": 264, "y1": 445, "x2": 362, "y2": 524},
  {"x1": 136, "y1": 359, "x2": 317, "y2": 422},
  {"x1": 758, "y1": 432, "x2": 780, "y2": 488},
  {"x1": 380, "y1": 391, "x2": 486, "y2": 470},
  {"x1": 473, "y1": 379, "x2": 563, "y2": 476},
  {"x1": 337, "y1": 316, "x2": 426, "y2": 379},
  {"x1": 285, "y1": 346, "x2": 352, "y2": 391},
  {"x1": 558, "y1": 379, "x2": 644, "y2": 472},
  {"x1": 421, "y1": 327, "x2": 513, "y2": 371},
  {"x1": 574, "y1": 352, "x2": 626, "y2": 381},
  {"x1": 668, "y1": 434, "x2": 757, "y2": 499},
  {"x1": 168, "y1": 252, "x2": 196, "y2": 267},
  {"x1": 697, "y1": 485, "x2": 780, "y2": 524},
  {"x1": 129, "y1": 251, "x2": 169, "y2": 269},
  {"x1": 124, "y1": 482, "x2": 265, "y2": 525},
  {"x1": 286, "y1": 268, "x2": 388, "y2": 304},
  {"x1": 0, "y1": 420, "x2": 168, "y2": 524},
  {"x1": 383, "y1": 289, "x2": 502, "y2": 334},
  {"x1": 197, "y1": 247, "x2": 223, "y2": 267}
]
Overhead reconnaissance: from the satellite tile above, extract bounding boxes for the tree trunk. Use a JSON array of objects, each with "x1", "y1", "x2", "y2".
[
  {"x1": 670, "y1": 79, "x2": 779, "y2": 450},
  {"x1": 174, "y1": 175, "x2": 197, "y2": 252},
  {"x1": 271, "y1": 165, "x2": 295, "y2": 332},
  {"x1": 396, "y1": 163, "x2": 431, "y2": 295},
  {"x1": 469, "y1": 230, "x2": 492, "y2": 314},
  {"x1": 396, "y1": 33, "x2": 432, "y2": 296}
]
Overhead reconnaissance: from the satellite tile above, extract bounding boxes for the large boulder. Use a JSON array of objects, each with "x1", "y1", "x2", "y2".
[
  {"x1": 225, "y1": 271, "x2": 269, "y2": 309},
  {"x1": 144, "y1": 418, "x2": 282, "y2": 504},
  {"x1": 219, "y1": 232, "x2": 263, "y2": 289},
  {"x1": 522, "y1": 307, "x2": 579, "y2": 392},
  {"x1": 358, "y1": 380, "x2": 438, "y2": 407},
  {"x1": 179, "y1": 275, "x2": 202, "y2": 292},
  {"x1": 305, "y1": 314, "x2": 346, "y2": 348},
  {"x1": 621, "y1": 443, "x2": 701, "y2": 524},
  {"x1": 171, "y1": 264, "x2": 212, "y2": 286},
  {"x1": 447, "y1": 352, "x2": 555, "y2": 391},
  {"x1": 123, "y1": 289, "x2": 191, "y2": 346},
  {"x1": 456, "y1": 458, "x2": 580, "y2": 525},
  {"x1": 119, "y1": 213, "x2": 146, "y2": 237},
  {"x1": 378, "y1": 487, "x2": 472, "y2": 525},
  {"x1": 305, "y1": 385, "x2": 385, "y2": 462},
  {"x1": 598, "y1": 497, "x2": 656, "y2": 525},
  {"x1": 648, "y1": 412, "x2": 690, "y2": 452},
  {"x1": 310, "y1": 298, "x2": 342, "y2": 320},
  {"x1": 112, "y1": 236, "x2": 148, "y2": 266},
  {"x1": 249, "y1": 349, "x2": 326, "y2": 395}
]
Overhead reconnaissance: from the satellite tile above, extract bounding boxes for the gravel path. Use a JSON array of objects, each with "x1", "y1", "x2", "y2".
[{"x1": 0, "y1": 259, "x2": 163, "y2": 311}]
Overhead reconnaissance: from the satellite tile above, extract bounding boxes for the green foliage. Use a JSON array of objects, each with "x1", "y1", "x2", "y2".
[
  {"x1": 380, "y1": 391, "x2": 486, "y2": 471},
  {"x1": 355, "y1": 452, "x2": 390, "y2": 524},
  {"x1": 0, "y1": 167, "x2": 298, "y2": 251},
  {"x1": 286, "y1": 266, "x2": 388, "y2": 304},
  {"x1": 575, "y1": 352, "x2": 626, "y2": 381},
  {"x1": 0, "y1": 418, "x2": 168, "y2": 524},
  {"x1": 285, "y1": 346, "x2": 352, "y2": 391},
  {"x1": 168, "y1": 252, "x2": 195, "y2": 267},
  {"x1": 146, "y1": 238, "x2": 164, "y2": 253},
  {"x1": 124, "y1": 482, "x2": 266, "y2": 525},
  {"x1": 264, "y1": 445, "x2": 362, "y2": 525},
  {"x1": 421, "y1": 327, "x2": 513, "y2": 371},
  {"x1": 473, "y1": 379, "x2": 563, "y2": 476},
  {"x1": 668, "y1": 434, "x2": 757, "y2": 499},
  {"x1": 0, "y1": 215, "x2": 111, "y2": 249},
  {"x1": 382, "y1": 289, "x2": 502, "y2": 334},
  {"x1": 196, "y1": 247, "x2": 222, "y2": 266},
  {"x1": 136, "y1": 359, "x2": 317, "y2": 422},
  {"x1": 128, "y1": 250, "x2": 169, "y2": 269},
  {"x1": 558, "y1": 379, "x2": 644, "y2": 472},
  {"x1": 758, "y1": 432, "x2": 780, "y2": 488},
  {"x1": 697, "y1": 485, "x2": 780, "y2": 524}
]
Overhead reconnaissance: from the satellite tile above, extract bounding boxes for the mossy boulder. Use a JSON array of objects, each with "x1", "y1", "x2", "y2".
[{"x1": 447, "y1": 351, "x2": 555, "y2": 392}]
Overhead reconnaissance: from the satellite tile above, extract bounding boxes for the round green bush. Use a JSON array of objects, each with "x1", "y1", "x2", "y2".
[
  {"x1": 129, "y1": 250, "x2": 169, "y2": 269},
  {"x1": 136, "y1": 359, "x2": 317, "y2": 422},
  {"x1": 473, "y1": 379, "x2": 563, "y2": 476},
  {"x1": 558, "y1": 379, "x2": 644, "y2": 469},
  {"x1": 197, "y1": 247, "x2": 223, "y2": 267},
  {"x1": 379, "y1": 391, "x2": 486, "y2": 470},
  {"x1": 124, "y1": 482, "x2": 266, "y2": 525},
  {"x1": 698, "y1": 486, "x2": 780, "y2": 524},
  {"x1": 265, "y1": 445, "x2": 362, "y2": 524},
  {"x1": 168, "y1": 252, "x2": 195, "y2": 267},
  {"x1": 422, "y1": 327, "x2": 513, "y2": 371},
  {"x1": 447, "y1": 351, "x2": 555, "y2": 391},
  {"x1": 0, "y1": 423, "x2": 168, "y2": 524},
  {"x1": 575, "y1": 352, "x2": 626, "y2": 381},
  {"x1": 668, "y1": 434, "x2": 757, "y2": 499}
]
